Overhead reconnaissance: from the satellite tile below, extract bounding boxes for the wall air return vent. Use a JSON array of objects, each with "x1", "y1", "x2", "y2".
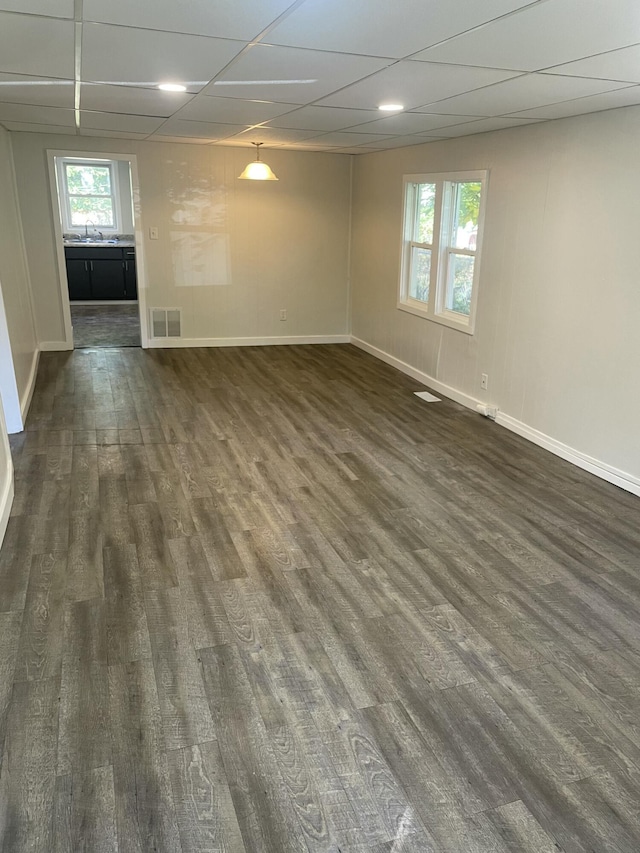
[{"x1": 150, "y1": 308, "x2": 182, "y2": 339}]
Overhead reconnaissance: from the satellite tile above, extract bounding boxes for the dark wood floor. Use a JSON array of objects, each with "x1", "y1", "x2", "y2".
[{"x1": 1, "y1": 343, "x2": 640, "y2": 852}]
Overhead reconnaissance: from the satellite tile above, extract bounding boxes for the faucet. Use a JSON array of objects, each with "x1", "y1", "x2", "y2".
[{"x1": 84, "y1": 220, "x2": 103, "y2": 241}]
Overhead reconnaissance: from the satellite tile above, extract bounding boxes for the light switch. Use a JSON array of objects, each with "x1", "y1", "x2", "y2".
[{"x1": 149, "y1": 227, "x2": 159, "y2": 240}]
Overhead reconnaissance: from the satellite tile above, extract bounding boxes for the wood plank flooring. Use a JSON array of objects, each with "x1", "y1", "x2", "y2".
[{"x1": 1, "y1": 343, "x2": 640, "y2": 852}]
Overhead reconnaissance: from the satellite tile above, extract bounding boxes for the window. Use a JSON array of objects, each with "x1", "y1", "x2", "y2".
[
  {"x1": 398, "y1": 170, "x2": 487, "y2": 334},
  {"x1": 57, "y1": 158, "x2": 120, "y2": 233}
]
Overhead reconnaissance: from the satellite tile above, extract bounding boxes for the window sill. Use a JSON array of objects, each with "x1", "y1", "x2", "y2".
[{"x1": 397, "y1": 300, "x2": 475, "y2": 335}]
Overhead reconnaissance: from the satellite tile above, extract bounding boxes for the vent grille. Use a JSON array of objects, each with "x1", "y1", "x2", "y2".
[{"x1": 150, "y1": 308, "x2": 181, "y2": 338}]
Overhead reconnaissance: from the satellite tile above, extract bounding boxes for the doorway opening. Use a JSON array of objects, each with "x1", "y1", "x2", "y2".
[{"x1": 48, "y1": 151, "x2": 149, "y2": 349}]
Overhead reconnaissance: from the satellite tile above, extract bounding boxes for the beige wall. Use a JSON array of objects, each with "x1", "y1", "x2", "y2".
[
  {"x1": 350, "y1": 106, "x2": 640, "y2": 487},
  {"x1": 0, "y1": 127, "x2": 38, "y2": 430},
  {"x1": 11, "y1": 133, "x2": 352, "y2": 346}
]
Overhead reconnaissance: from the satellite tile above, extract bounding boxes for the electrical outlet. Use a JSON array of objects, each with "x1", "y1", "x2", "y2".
[
  {"x1": 149, "y1": 227, "x2": 159, "y2": 240},
  {"x1": 481, "y1": 373, "x2": 488, "y2": 390},
  {"x1": 280, "y1": 309, "x2": 287, "y2": 321}
]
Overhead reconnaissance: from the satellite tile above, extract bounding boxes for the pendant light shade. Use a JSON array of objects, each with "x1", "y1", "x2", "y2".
[{"x1": 238, "y1": 143, "x2": 278, "y2": 181}]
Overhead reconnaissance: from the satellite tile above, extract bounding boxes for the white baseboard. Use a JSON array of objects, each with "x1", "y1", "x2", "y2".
[
  {"x1": 39, "y1": 341, "x2": 73, "y2": 351},
  {"x1": 0, "y1": 454, "x2": 14, "y2": 549},
  {"x1": 350, "y1": 336, "x2": 483, "y2": 411},
  {"x1": 496, "y1": 413, "x2": 640, "y2": 498},
  {"x1": 147, "y1": 334, "x2": 351, "y2": 349},
  {"x1": 351, "y1": 335, "x2": 640, "y2": 499},
  {"x1": 20, "y1": 347, "x2": 40, "y2": 425}
]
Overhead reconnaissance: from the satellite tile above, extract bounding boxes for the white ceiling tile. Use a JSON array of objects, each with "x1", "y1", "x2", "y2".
[
  {"x1": 304, "y1": 130, "x2": 395, "y2": 146},
  {"x1": 84, "y1": 0, "x2": 296, "y2": 41},
  {"x1": 80, "y1": 112, "x2": 165, "y2": 133},
  {"x1": 363, "y1": 135, "x2": 438, "y2": 149},
  {"x1": 332, "y1": 147, "x2": 378, "y2": 154},
  {"x1": 428, "y1": 116, "x2": 542, "y2": 137},
  {"x1": 1, "y1": 120, "x2": 77, "y2": 134},
  {"x1": 266, "y1": 0, "x2": 535, "y2": 58},
  {"x1": 347, "y1": 111, "x2": 484, "y2": 134},
  {"x1": 414, "y1": 0, "x2": 640, "y2": 71},
  {"x1": 0, "y1": 102, "x2": 75, "y2": 125},
  {"x1": 545, "y1": 44, "x2": 640, "y2": 84},
  {"x1": 420, "y1": 74, "x2": 629, "y2": 116},
  {"x1": 80, "y1": 84, "x2": 193, "y2": 117},
  {"x1": 176, "y1": 94, "x2": 297, "y2": 125},
  {"x1": 147, "y1": 135, "x2": 214, "y2": 145},
  {"x1": 208, "y1": 43, "x2": 391, "y2": 103},
  {"x1": 267, "y1": 105, "x2": 381, "y2": 130},
  {"x1": 506, "y1": 85, "x2": 640, "y2": 119},
  {"x1": 0, "y1": 12, "x2": 74, "y2": 78},
  {"x1": 317, "y1": 61, "x2": 520, "y2": 110},
  {"x1": 79, "y1": 129, "x2": 149, "y2": 139},
  {"x1": 0, "y1": 0, "x2": 73, "y2": 16},
  {"x1": 82, "y1": 23, "x2": 244, "y2": 90},
  {"x1": 157, "y1": 119, "x2": 248, "y2": 140},
  {"x1": 0, "y1": 72, "x2": 74, "y2": 107},
  {"x1": 233, "y1": 126, "x2": 320, "y2": 144}
]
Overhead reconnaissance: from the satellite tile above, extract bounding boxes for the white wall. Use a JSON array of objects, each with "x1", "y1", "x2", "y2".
[
  {"x1": 11, "y1": 134, "x2": 352, "y2": 347},
  {"x1": 0, "y1": 127, "x2": 38, "y2": 430},
  {"x1": 350, "y1": 106, "x2": 640, "y2": 490},
  {"x1": 0, "y1": 392, "x2": 13, "y2": 549}
]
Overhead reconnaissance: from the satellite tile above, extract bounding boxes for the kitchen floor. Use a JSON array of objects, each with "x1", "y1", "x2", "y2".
[
  {"x1": 71, "y1": 303, "x2": 140, "y2": 348},
  {"x1": 2, "y1": 344, "x2": 640, "y2": 851}
]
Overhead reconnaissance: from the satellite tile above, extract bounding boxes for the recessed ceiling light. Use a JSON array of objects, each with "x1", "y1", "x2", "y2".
[
  {"x1": 158, "y1": 83, "x2": 187, "y2": 92},
  {"x1": 378, "y1": 103, "x2": 404, "y2": 111}
]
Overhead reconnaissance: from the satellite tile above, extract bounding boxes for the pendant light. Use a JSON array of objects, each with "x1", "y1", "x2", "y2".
[{"x1": 238, "y1": 142, "x2": 279, "y2": 181}]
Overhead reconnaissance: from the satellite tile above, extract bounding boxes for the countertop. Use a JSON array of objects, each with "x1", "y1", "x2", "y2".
[{"x1": 63, "y1": 240, "x2": 136, "y2": 248}]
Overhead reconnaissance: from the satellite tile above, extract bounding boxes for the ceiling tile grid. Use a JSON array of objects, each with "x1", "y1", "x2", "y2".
[{"x1": 0, "y1": 1, "x2": 639, "y2": 153}]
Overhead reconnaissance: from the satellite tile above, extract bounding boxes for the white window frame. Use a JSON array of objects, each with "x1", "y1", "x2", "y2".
[
  {"x1": 398, "y1": 169, "x2": 488, "y2": 335},
  {"x1": 56, "y1": 157, "x2": 121, "y2": 234}
]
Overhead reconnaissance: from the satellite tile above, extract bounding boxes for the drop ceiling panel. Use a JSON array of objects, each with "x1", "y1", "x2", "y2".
[
  {"x1": 80, "y1": 112, "x2": 165, "y2": 134},
  {"x1": 265, "y1": 0, "x2": 536, "y2": 58},
  {"x1": 0, "y1": 0, "x2": 74, "y2": 16},
  {"x1": 546, "y1": 45, "x2": 640, "y2": 84},
  {"x1": 156, "y1": 119, "x2": 248, "y2": 140},
  {"x1": 267, "y1": 105, "x2": 380, "y2": 131},
  {"x1": 349, "y1": 112, "x2": 483, "y2": 134},
  {"x1": 0, "y1": 13, "x2": 74, "y2": 79},
  {"x1": 83, "y1": 0, "x2": 296, "y2": 40},
  {"x1": 430, "y1": 116, "x2": 541, "y2": 136},
  {"x1": 208, "y1": 44, "x2": 391, "y2": 104},
  {"x1": 0, "y1": 102, "x2": 75, "y2": 125},
  {"x1": 176, "y1": 95, "x2": 296, "y2": 125},
  {"x1": 233, "y1": 126, "x2": 320, "y2": 144},
  {"x1": 414, "y1": 0, "x2": 640, "y2": 71},
  {"x1": 507, "y1": 85, "x2": 640, "y2": 119},
  {"x1": 0, "y1": 72, "x2": 74, "y2": 107},
  {"x1": 3, "y1": 121, "x2": 76, "y2": 134},
  {"x1": 80, "y1": 129, "x2": 149, "y2": 139},
  {"x1": 317, "y1": 61, "x2": 520, "y2": 110},
  {"x1": 305, "y1": 130, "x2": 395, "y2": 146},
  {"x1": 421, "y1": 74, "x2": 629, "y2": 116},
  {"x1": 357, "y1": 135, "x2": 439, "y2": 149},
  {"x1": 149, "y1": 135, "x2": 214, "y2": 145},
  {"x1": 80, "y1": 83, "x2": 193, "y2": 117},
  {"x1": 82, "y1": 23, "x2": 244, "y2": 90}
]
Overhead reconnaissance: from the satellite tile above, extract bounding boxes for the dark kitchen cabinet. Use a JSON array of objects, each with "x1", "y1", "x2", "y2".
[
  {"x1": 66, "y1": 258, "x2": 92, "y2": 300},
  {"x1": 65, "y1": 245, "x2": 137, "y2": 301}
]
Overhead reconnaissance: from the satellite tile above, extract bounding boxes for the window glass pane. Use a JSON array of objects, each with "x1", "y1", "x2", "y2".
[
  {"x1": 416, "y1": 183, "x2": 436, "y2": 243},
  {"x1": 65, "y1": 164, "x2": 111, "y2": 196},
  {"x1": 69, "y1": 196, "x2": 115, "y2": 227},
  {"x1": 409, "y1": 246, "x2": 431, "y2": 302},
  {"x1": 446, "y1": 252, "x2": 474, "y2": 315},
  {"x1": 451, "y1": 181, "x2": 481, "y2": 250}
]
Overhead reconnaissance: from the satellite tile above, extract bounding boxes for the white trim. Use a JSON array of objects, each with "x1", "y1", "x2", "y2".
[
  {"x1": 495, "y1": 413, "x2": 640, "y2": 498},
  {"x1": 20, "y1": 347, "x2": 40, "y2": 425},
  {"x1": 148, "y1": 334, "x2": 351, "y2": 349},
  {"x1": 46, "y1": 150, "x2": 149, "y2": 350},
  {"x1": 39, "y1": 340, "x2": 73, "y2": 352},
  {"x1": 0, "y1": 398, "x2": 14, "y2": 549},
  {"x1": 57, "y1": 157, "x2": 121, "y2": 234},
  {"x1": 351, "y1": 335, "x2": 640, "y2": 499},
  {"x1": 350, "y1": 336, "x2": 482, "y2": 411}
]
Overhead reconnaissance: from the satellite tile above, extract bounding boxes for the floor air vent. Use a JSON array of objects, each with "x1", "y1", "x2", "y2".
[{"x1": 150, "y1": 308, "x2": 181, "y2": 339}]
